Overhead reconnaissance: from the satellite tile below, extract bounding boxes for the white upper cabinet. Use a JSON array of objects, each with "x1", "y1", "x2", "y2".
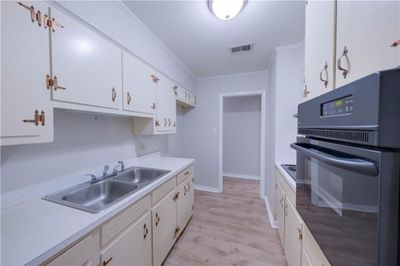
[
  {"x1": 175, "y1": 84, "x2": 196, "y2": 108},
  {"x1": 155, "y1": 74, "x2": 176, "y2": 133},
  {"x1": 335, "y1": 0, "x2": 400, "y2": 87},
  {"x1": 122, "y1": 52, "x2": 157, "y2": 116},
  {"x1": 304, "y1": 0, "x2": 336, "y2": 100},
  {"x1": 1, "y1": 1, "x2": 54, "y2": 146},
  {"x1": 50, "y1": 7, "x2": 122, "y2": 110}
]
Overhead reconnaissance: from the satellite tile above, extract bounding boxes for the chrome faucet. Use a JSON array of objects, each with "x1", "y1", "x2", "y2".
[
  {"x1": 86, "y1": 174, "x2": 98, "y2": 184},
  {"x1": 103, "y1": 165, "x2": 109, "y2": 177},
  {"x1": 112, "y1": 161, "x2": 125, "y2": 175}
]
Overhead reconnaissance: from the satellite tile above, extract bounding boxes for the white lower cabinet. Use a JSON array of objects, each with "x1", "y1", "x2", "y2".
[
  {"x1": 101, "y1": 212, "x2": 152, "y2": 266},
  {"x1": 275, "y1": 167, "x2": 331, "y2": 266},
  {"x1": 275, "y1": 182, "x2": 285, "y2": 246},
  {"x1": 1, "y1": 1, "x2": 54, "y2": 146},
  {"x1": 284, "y1": 198, "x2": 303, "y2": 266},
  {"x1": 177, "y1": 176, "x2": 194, "y2": 232},
  {"x1": 152, "y1": 189, "x2": 178, "y2": 266}
]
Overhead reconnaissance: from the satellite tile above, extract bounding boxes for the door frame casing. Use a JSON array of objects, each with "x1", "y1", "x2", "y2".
[{"x1": 218, "y1": 90, "x2": 266, "y2": 198}]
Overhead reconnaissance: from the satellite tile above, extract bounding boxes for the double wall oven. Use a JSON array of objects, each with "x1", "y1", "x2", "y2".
[{"x1": 291, "y1": 68, "x2": 400, "y2": 266}]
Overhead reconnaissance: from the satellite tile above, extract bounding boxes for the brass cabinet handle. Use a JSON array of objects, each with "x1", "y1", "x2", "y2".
[
  {"x1": 164, "y1": 118, "x2": 168, "y2": 127},
  {"x1": 319, "y1": 62, "x2": 328, "y2": 88},
  {"x1": 297, "y1": 227, "x2": 303, "y2": 240},
  {"x1": 44, "y1": 16, "x2": 64, "y2": 32},
  {"x1": 111, "y1": 88, "x2": 116, "y2": 102},
  {"x1": 155, "y1": 120, "x2": 160, "y2": 127},
  {"x1": 150, "y1": 74, "x2": 160, "y2": 84},
  {"x1": 155, "y1": 213, "x2": 160, "y2": 226},
  {"x1": 187, "y1": 183, "x2": 191, "y2": 191},
  {"x1": 172, "y1": 85, "x2": 178, "y2": 96},
  {"x1": 184, "y1": 170, "x2": 189, "y2": 176},
  {"x1": 390, "y1": 40, "x2": 400, "y2": 47},
  {"x1": 143, "y1": 223, "x2": 149, "y2": 239},
  {"x1": 303, "y1": 83, "x2": 310, "y2": 97},
  {"x1": 102, "y1": 257, "x2": 113, "y2": 266},
  {"x1": 337, "y1": 46, "x2": 349, "y2": 79},
  {"x1": 184, "y1": 185, "x2": 187, "y2": 195},
  {"x1": 173, "y1": 121, "x2": 176, "y2": 127},
  {"x1": 46, "y1": 75, "x2": 66, "y2": 91},
  {"x1": 173, "y1": 226, "x2": 180, "y2": 239},
  {"x1": 168, "y1": 118, "x2": 171, "y2": 127},
  {"x1": 23, "y1": 110, "x2": 45, "y2": 126},
  {"x1": 151, "y1": 103, "x2": 156, "y2": 110},
  {"x1": 127, "y1": 92, "x2": 132, "y2": 105}
]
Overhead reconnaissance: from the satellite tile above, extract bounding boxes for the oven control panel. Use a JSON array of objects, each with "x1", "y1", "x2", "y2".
[{"x1": 321, "y1": 95, "x2": 353, "y2": 117}]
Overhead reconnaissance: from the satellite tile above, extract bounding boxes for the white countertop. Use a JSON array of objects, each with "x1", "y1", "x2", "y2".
[
  {"x1": 1, "y1": 155, "x2": 194, "y2": 266},
  {"x1": 275, "y1": 162, "x2": 296, "y2": 191}
]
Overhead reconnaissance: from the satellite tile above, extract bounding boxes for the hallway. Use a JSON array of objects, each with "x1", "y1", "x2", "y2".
[{"x1": 164, "y1": 177, "x2": 287, "y2": 266}]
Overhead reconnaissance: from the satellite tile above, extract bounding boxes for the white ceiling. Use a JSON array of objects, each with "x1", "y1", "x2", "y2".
[{"x1": 123, "y1": 1, "x2": 305, "y2": 78}]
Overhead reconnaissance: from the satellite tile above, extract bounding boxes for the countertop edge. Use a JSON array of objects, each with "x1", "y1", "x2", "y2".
[{"x1": 275, "y1": 162, "x2": 296, "y2": 192}]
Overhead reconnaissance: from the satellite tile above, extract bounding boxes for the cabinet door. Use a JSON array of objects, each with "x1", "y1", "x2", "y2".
[
  {"x1": 304, "y1": 0, "x2": 336, "y2": 100},
  {"x1": 335, "y1": 1, "x2": 400, "y2": 87},
  {"x1": 122, "y1": 53, "x2": 156, "y2": 115},
  {"x1": 152, "y1": 189, "x2": 177, "y2": 266},
  {"x1": 1, "y1": 1, "x2": 53, "y2": 146},
  {"x1": 50, "y1": 7, "x2": 122, "y2": 110},
  {"x1": 176, "y1": 177, "x2": 193, "y2": 231},
  {"x1": 101, "y1": 212, "x2": 152, "y2": 266},
  {"x1": 155, "y1": 74, "x2": 176, "y2": 133},
  {"x1": 284, "y1": 198, "x2": 303, "y2": 266},
  {"x1": 275, "y1": 182, "x2": 285, "y2": 246}
]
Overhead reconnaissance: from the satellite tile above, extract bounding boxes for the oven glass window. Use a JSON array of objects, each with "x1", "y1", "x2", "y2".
[{"x1": 297, "y1": 155, "x2": 379, "y2": 266}]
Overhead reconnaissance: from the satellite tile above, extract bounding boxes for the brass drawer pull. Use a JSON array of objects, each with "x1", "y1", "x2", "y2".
[
  {"x1": 173, "y1": 226, "x2": 180, "y2": 239},
  {"x1": 102, "y1": 257, "x2": 113, "y2": 266},
  {"x1": 184, "y1": 170, "x2": 190, "y2": 176},
  {"x1": 391, "y1": 40, "x2": 400, "y2": 47},
  {"x1": 173, "y1": 121, "x2": 176, "y2": 127},
  {"x1": 337, "y1": 46, "x2": 349, "y2": 78},
  {"x1": 155, "y1": 120, "x2": 160, "y2": 127},
  {"x1": 143, "y1": 223, "x2": 149, "y2": 239},
  {"x1": 111, "y1": 88, "x2": 117, "y2": 102},
  {"x1": 155, "y1": 213, "x2": 160, "y2": 226},
  {"x1": 172, "y1": 85, "x2": 178, "y2": 96},
  {"x1": 23, "y1": 110, "x2": 45, "y2": 126},
  {"x1": 164, "y1": 118, "x2": 168, "y2": 127},
  {"x1": 168, "y1": 118, "x2": 171, "y2": 127},
  {"x1": 184, "y1": 185, "x2": 187, "y2": 195},
  {"x1": 319, "y1": 62, "x2": 328, "y2": 88},
  {"x1": 151, "y1": 103, "x2": 156, "y2": 110},
  {"x1": 127, "y1": 92, "x2": 131, "y2": 105}
]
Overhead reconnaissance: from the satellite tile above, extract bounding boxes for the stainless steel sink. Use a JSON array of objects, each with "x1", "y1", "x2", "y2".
[
  {"x1": 113, "y1": 167, "x2": 170, "y2": 184},
  {"x1": 43, "y1": 166, "x2": 170, "y2": 213}
]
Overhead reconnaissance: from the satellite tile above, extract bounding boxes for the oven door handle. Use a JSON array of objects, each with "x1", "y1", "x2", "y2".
[{"x1": 290, "y1": 143, "x2": 378, "y2": 176}]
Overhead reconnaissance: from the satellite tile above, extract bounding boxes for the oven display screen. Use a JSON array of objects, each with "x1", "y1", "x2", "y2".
[{"x1": 321, "y1": 95, "x2": 353, "y2": 117}]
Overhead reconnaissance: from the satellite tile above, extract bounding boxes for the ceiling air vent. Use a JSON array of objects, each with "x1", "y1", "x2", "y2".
[{"x1": 230, "y1": 43, "x2": 253, "y2": 54}]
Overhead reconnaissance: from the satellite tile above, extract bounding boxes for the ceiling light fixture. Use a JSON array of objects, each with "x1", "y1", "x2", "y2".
[{"x1": 208, "y1": 0, "x2": 247, "y2": 21}]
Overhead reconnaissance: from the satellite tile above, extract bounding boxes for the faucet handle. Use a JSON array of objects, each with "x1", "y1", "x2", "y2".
[
  {"x1": 103, "y1": 165, "x2": 109, "y2": 177},
  {"x1": 118, "y1": 161, "x2": 125, "y2": 171},
  {"x1": 86, "y1": 174, "x2": 97, "y2": 183}
]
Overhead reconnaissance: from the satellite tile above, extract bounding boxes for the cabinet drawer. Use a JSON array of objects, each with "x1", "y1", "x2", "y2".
[
  {"x1": 102, "y1": 195, "x2": 151, "y2": 246},
  {"x1": 152, "y1": 177, "x2": 177, "y2": 205},
  {"x1": 46, "y1": 230, "x2": 100, "y2": 266},
  {"x1": 303, "y1": 224, "x2": 331, "y2": 266},
  {"x1": 177, "y1": 165, "x2": 194, "y2": 184}
]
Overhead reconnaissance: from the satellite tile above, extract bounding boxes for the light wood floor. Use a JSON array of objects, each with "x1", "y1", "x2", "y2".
[{"x1": 163, "y1": 176, "x2": 287, "y2": 266}]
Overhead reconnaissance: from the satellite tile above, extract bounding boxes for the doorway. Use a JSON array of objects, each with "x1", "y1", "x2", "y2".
[{"x1": 218, "y1": 91, "x2": 266, "y2": 198}]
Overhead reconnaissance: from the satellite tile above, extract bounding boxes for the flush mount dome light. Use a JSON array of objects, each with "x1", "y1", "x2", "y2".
[{"x1": 208, "y1": 0, "x2": 247, "y2": 20}]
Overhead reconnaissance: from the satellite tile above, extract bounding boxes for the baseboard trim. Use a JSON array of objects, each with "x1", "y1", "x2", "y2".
[
  {"x1": 194, "y1": 185, "x2": 220, "y2": 193},
  {"x1": 223, "y1": 172, "x2": 260, "y2": 180},
  {"x1": 264, "y1": 197, "x2": 278, "y2": 228}
]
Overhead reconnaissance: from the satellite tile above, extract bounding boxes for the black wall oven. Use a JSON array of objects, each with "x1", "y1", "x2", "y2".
[{"x1": 292, "y1": 68, "x2": 400, "y2": 266}]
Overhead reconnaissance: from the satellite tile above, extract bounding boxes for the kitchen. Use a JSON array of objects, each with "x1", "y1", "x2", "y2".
[{"x1": 1, "y1": 1, "x2": 399, "y2": 266}]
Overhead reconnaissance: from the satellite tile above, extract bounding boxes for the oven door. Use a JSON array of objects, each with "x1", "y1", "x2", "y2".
[{"x1": 291, "y1": 137, "x2": 399, "y2": 266}]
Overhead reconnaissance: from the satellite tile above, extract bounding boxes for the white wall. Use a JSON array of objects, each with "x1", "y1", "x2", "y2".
[
  {"x1": 173, "y1": 71, "x2": 268, "y2": 189},
  {"x1": 52, "y1": 1, "x2": 196, "y2": 91},
  {"x1": 1, "y1": 110, "x2": 167, "y2": 194},
  {"x1": 223, "y1": 96, "x2": 261, "y2": 177},
  {"x1": 265, "y1": 42, "x2": 305, "y2": 209}
]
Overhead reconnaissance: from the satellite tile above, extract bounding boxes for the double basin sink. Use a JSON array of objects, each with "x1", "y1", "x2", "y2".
[{"x1": 43, "y1": 167, "x2": 171, "y2": 213}]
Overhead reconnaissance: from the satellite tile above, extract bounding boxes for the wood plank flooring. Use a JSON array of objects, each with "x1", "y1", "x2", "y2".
[{"x1": 163, "y1": 176, "x2": 287, "y2": 266}]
